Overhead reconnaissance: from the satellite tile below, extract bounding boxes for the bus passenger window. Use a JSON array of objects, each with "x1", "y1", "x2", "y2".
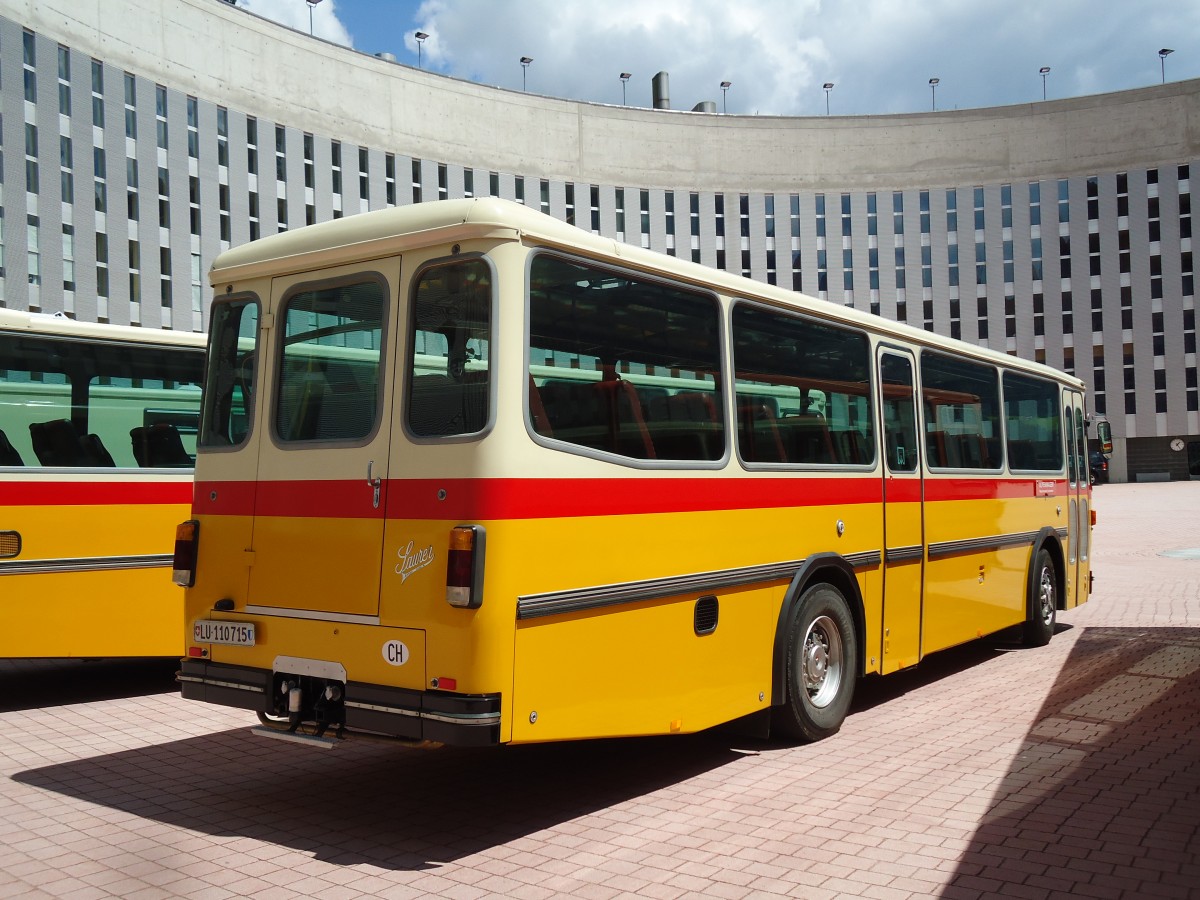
[
  {"x1": 1002, "y1": 371, "x2": 1063, "y2": 472},
  {"x1": 732, "y1": 303, "x2": 874, "y2": 467},
  {"x1": 408, "y1": 258, "x2": 492, "y2": 437},
  {"x1": 527, "y1": 253, "x2": 723, "y2": 462},
  {"x1": 921, "y1": 352, "x2": 1002, "y2": 471}
]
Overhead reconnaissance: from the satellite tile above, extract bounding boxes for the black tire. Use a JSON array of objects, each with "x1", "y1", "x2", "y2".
[
  {"x1": 775, "y1": 583, "x2": 858, "y2": 742},
  {"x1": 1023, "y1": 547, "x2": 1057, "y2": 647}
]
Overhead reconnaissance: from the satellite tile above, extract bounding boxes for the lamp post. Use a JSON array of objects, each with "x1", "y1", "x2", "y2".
[
  {"x1": 414, "y1": 31, "x2": 428, "y2": 69},
  {"x1": 928, "y1": 76, "x2": 939, "y2": 111},
  {"x1": 306, "y1": 0, "x2": 321, "y2": 36},
  {"x1": 521, "y1": 56, "x2": 533, "y2": 91},
  {"x1": 620, "y1": 72, "x2": 631, "y2": 106},
  {"x1": 1039, "y1": 66, "x2": 1050, "y2": 100},
  {"x1": 720, "y1": 80, "x2": 731, "y2": 113},
  {"x1": 823, "y1": 82, "x2": 834, "y2": 115},
  {"x1": 1159, "y1": 48, "x2": 1173, "y2": 83}
]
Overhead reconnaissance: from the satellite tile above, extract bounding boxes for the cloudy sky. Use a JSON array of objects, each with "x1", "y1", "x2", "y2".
[{"x1": 238, "y1": 0, "x2": 1198, "y2": 116}]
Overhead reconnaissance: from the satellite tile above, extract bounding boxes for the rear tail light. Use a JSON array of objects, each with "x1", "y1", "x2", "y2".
[
  {"x1": 172, "y1": 519, "x2": 200, "y2": 587},
  {"x1": 446, "y1": 524, "x2": 485, "y2": 609}
]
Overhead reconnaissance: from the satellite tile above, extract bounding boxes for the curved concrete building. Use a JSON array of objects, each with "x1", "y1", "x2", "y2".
[{"x1": 2, "y1": 0, "x2": 1198, "y2": 480}]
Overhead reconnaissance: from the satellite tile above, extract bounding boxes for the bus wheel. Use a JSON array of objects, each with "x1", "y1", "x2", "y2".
[
  {"x1": 1023, "y1": 548, "x2": 1057, "y2": 647},
  {"x1": 776, "y1": 583, "x2": 858, "y2": 742}
]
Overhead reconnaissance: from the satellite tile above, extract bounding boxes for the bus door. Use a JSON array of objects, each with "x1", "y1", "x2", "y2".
[
  {"x1": 1064, "y1": 390, "x2": 1090, "y2": 608},
  {"x1": 878, "y1": 349, "x2": 924, "y2": 673},
  {"x1": 245, "y1": 266, "x2": 398, "y2": 620}
]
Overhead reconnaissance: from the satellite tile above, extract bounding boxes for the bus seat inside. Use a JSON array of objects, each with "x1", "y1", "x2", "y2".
[
  {"x1": 30, "y1": 419, "x2": 115, "y2": 467},
  {"x1": 0, "y1": 428, "x2": 24, "y2": 466},
  {"x1": 131, "y1": 423, "x2": 193, "y2": 467}
]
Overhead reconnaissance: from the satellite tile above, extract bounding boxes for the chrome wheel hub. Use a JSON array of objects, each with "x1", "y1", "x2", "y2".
[{"x1": 803, "y1": 615, "x2": 843, "y2": 708}]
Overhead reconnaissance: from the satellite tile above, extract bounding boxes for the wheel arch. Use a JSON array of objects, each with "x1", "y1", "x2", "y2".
[
  {"x1": 1029, "y1": 526, "x2": 1066, "y2": 612},
  {"x1": 770, "y1": 553, "x2": 867, "y2": 707}
]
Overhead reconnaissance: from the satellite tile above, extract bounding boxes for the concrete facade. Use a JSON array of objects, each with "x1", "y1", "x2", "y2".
[{"x1": 1, "y1": 0, "x2": 1198, "y2": 480}]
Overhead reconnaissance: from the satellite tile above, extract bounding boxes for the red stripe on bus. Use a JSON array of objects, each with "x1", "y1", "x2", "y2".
[
  {"x1": 0, "y1": 480, "x2": 192, "y2": 506},
  {"x1": 194, "y1": 475, "x2": 1070, "y2": 521}
]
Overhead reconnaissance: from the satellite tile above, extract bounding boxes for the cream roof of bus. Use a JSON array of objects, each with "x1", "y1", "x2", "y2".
[
  {"x1": 0, "y1": 308, "x2": 206, "y2": 348},
  {"x1": 209, "y1": 197, "x2": 1082, "y2": 390}
]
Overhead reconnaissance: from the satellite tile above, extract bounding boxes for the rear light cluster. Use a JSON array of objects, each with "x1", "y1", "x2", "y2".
[
  {"x1": 446, "y1": 524, "x2": 485, "y2": 608},
  {"x1": 172, "y1": 520, "x2": 199, "y2": 587}
]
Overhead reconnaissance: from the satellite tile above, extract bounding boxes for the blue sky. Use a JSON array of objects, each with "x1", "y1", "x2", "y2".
[{"x1": 239, "y1": 0, "x2": 1199, "y2": 116}]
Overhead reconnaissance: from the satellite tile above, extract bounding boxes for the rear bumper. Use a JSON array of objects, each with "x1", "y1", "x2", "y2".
[{"x1": 178, "y1": 658, "x2": 502, "y2": 747}]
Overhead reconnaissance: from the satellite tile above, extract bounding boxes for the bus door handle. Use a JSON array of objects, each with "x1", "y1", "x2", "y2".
[{"x1": 366, "y1": 461, "x2": 381, "y2": 509}]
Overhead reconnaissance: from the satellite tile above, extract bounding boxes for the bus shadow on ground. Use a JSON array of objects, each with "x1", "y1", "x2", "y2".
[
  {"x1": 0, "y1": 658, "x2": 179, "y2": 712},
  {"x1": 848, "y1": 623, "x2": 1073, "y2": 714},
  {"x1": 13, "y1": 723, "x2": 744, "y2": 870},
  {"x1": 940, "y1": 626, "x2": 1200, "y2": 898}
]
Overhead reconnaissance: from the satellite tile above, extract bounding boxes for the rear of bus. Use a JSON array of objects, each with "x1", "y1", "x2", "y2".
[{"x1": 176, "y1": 203, "x2": 508, "y2": 746}]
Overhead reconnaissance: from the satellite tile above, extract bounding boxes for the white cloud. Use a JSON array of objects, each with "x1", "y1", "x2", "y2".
[
  {"x1": 241, "y1": 0, "x2": 1200, "y2": 116},
  {"x1": 239, "y1": 0, "x2": 353, "y2": 46}
]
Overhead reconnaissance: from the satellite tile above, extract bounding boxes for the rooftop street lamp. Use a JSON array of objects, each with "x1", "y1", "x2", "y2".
[
  {"x1": 823, "y1": 82, "x2": 834, "y2": 115},
  {"x1": 620, "y1": 72, "x2": 631, "y2": 106},
  {"x1": 414, "y1": 31, "x2": 428, "y2": 69},
  {"x1": 1159, "y1": 48, "x2": 1174, "y2": 83},
  {"x1": 929, "y1": 76, "x2": 940, "y2": 111},
  {"x1": 521, "y1": 56, "x2": 533, "y2": 91},
  {"x1": 720, "y1": 80, "x2": 731, "y2": 113},
  {"x1": 306, "y1": 0, "x2": 322, "y2": 37},
  {"x1": 1039, "y1": 66, "x2": 1051, "y2": 100}
]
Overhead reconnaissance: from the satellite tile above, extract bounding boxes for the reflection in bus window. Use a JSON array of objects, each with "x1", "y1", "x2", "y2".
[
  {"x1": 921, "y1": 351, "x2": 1002, "y2": 470},
  {"x1": 276, "y1": 280, "x2": 384, "y2": 444},
  {"x1": 1003, "y1": 371, "x2": 1064, "y2": 472},
  {"x1": 1, "y1": 331, "x2": 202, "y2": 468},
  {"x1": 527, "y1": 253, "x2": 723, "y2": 462},
  {"x1": 732, "y1": 303, "x2": 874, "y2": 466},
  {"x1": 200, "y1": 299, "x2": 258, "y2": 448},
  {"x1": 407, "y1": 258, "x2": 492, "y2": 437}
]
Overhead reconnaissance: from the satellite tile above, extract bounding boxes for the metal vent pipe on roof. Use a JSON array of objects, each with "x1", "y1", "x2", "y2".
[
  {"x1": 652, "y1": 71, "x2": 670, "y2": 110},
  {"x1": 692, "y1": 100, "x2": 716, "y2": 113}
]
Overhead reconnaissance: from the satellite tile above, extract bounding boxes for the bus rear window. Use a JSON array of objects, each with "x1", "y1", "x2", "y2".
[
  {"x1": 527, "y1": 254, "x2": 723, "y2": 462},
  {"x1": 276, "y1": 279, "x2": 385, "y2": 444},
  {"x1": 199, "y1": 299, "x2": 258, "y2": 449},
  {"x1": 407, "y1": 257, "x2": 493, "y2": 437}
]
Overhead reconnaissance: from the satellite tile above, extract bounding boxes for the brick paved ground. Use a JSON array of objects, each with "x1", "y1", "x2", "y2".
[{"x1": 1, "y1": 481, "x2": 1197, "y2": 899}]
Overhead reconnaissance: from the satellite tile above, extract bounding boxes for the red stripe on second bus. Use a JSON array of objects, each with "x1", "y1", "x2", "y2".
[{"x1": 0, "y1": 479, "x2": 192, "y2": 507}]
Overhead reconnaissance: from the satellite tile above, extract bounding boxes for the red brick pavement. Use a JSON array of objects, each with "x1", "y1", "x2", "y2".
[{"x1": 1, "y1": 481, "x2": 1197, "y2": 899}]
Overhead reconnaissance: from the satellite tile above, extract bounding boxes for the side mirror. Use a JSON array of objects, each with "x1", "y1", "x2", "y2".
[{"x1": 1096, "y1": 418, "x2": 1113, "y2": 457}]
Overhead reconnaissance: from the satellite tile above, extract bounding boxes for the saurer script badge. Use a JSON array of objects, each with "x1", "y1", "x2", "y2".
[{"x1": 395, "y1": 540, "x2": 435, "y2": 583}]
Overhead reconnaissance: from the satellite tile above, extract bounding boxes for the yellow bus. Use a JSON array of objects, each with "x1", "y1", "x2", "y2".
[
  {"x1": 176, "y1": 198, "x2": 1094, "y2": 747},
  {"x1": 0, "y1": 309, "x2": 205, "y2": 657}
]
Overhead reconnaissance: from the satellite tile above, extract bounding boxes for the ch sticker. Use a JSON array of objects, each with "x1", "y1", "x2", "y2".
[{"x1": 382, "y1": 640, "x2": 410, "y2": 666}]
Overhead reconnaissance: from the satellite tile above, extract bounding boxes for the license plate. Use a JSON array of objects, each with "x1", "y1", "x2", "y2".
[{"x1": 193, "y1": 619, "x2": 256, "y2": 646}]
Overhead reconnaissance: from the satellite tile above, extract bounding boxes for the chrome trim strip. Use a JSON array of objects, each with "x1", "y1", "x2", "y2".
[
  {"x1": 517, "y1": 551, "x2": 882, "y2": 620},
  {"x1": 345, "y1": 700, "x2": 420, "y2": 718},
  {"x1": 0, "y1": 553, "x2": 172, "y2": 576},
  {"x1": 244, "y1": 605, "x2": 381, "y2": 626},
  {"x1": 344, "y1": 700, "x2": 500, "y2": 727},
  {"x1": 927, "y1": 531, "x2": 1039, "y2": 559},
  {"x1": 885, "y1": 545, "x2": 925, "y2": 563},
  {"x1": 1055, "y1": 527, "x2": 1069, "y2": 539},
  {"x1": 178, "y1": 675, "x2": 265, "y2": 694}
]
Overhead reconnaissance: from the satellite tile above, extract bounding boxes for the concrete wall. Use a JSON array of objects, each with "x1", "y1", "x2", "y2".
[{"x1": 17, "y1": 0, "x2": 1200, "y2": 191}]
